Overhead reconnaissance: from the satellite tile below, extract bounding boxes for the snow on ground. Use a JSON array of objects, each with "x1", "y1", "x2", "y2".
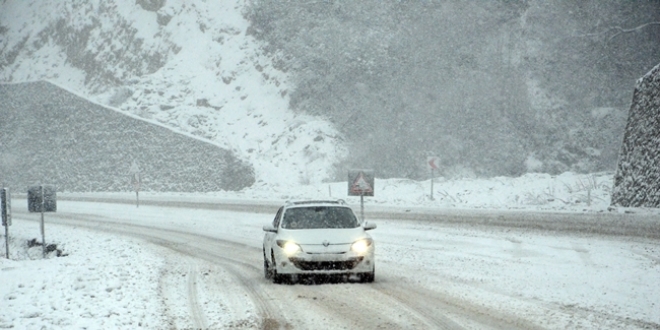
[
  {"x1": 375, "y1": 222, "x2": 660, "y2": 328},
  {"x1": 385, "y1": 171, "x2": 612, "y2": 211},
  {"x1": 1, "y1": 172, "x2": 659, "y2": 329},
  {"x1": 0, "y1": 219, "x2": 166, "y2": 329},
  {"x1": 154, "y1": 171, "x2": 620, "y2": 213}
]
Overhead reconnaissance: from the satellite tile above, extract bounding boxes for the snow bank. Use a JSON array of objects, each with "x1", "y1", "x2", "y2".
[
  {"x1": 0, "y1": 221, "x2": 166, "y2": 329},
  {"x1": 212, "y1": 171, "x2": 617, "y2": 213}
]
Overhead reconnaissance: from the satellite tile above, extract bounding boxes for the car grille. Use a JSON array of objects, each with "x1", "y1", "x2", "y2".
[{"x1": 290, "y1": 257, "x2": 364, "y2": 271}]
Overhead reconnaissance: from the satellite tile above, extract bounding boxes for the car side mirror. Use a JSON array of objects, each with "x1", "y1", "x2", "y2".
[
  {"x1": 263, "y1": 224, "x2": 277, "y2": 233},
  {"x1": 363, "y1": 221, "x2": 377, "y2": 231}
]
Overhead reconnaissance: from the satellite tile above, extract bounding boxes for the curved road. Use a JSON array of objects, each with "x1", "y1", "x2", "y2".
[{"x1": 15, "y1": 197, "x2": 660, "y2": 329}]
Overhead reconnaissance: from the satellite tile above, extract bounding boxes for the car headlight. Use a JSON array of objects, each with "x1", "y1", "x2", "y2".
[
  {"x1": 277, "y1": 240, "x2": 302, "y2": 255},
  {"x1": 351, "y1": 238, "x2": 373, "y2": 254}
]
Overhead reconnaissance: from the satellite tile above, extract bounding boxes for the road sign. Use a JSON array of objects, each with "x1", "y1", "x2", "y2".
[
  {"x1": 427, "y1": 157, "x2": 440, "y2": 200},
  {"x1": 1, "y1": 188, "x2": 10, "y2": 227},
  {"x1": 348, "y1": 169, "x2": 374, "y2": 197},
  {"x1": 130, "y1": 160, "x2": 140, "y2": 174},
  {"x1": 28, "y1": 185, "x2": 57, "y2": 213},
  {"x1": 130, "y1": 161, "x2": 141, "y2": 191},
  {"x1": 131, "y1": 172, "x2": 141, "y2": 189},
  {"x1": 427, "y1": 157, "x2": 440, "y2": 170}
]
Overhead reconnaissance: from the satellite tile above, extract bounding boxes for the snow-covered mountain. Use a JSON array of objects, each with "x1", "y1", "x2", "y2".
[{"x1": 0, "y1": 0, "x2": 347, "y2": 187}]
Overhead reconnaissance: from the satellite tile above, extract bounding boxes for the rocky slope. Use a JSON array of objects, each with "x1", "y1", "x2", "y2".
[
  {"x1": 0, "y1": 81, "x2": 255, "y2": 192},
  {"x1": 612, "y1": 63, "x2": 660, "y2": 207}
]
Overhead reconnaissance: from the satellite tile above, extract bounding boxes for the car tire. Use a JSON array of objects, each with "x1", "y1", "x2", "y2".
[
  {"x1": 271, "y1": 251, "x2": 285, "y2": 284},
  {"x1": 263, "y1": 252, "x2": 273, "y2": 280}
]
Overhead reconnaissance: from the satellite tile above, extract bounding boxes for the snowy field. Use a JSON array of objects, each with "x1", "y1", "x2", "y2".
[{"x1": 1, "y1": 172, "x2": 659, "y2": 329}]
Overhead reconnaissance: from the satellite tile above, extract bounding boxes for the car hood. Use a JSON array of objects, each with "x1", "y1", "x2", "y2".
[{"x1": 278, "y1": 227, "x2": 368, "y2": 245}]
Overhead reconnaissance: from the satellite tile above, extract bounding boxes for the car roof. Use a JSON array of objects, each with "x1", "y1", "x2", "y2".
[{"x1": 283, "y1": 199, "x2": 349, "y2": 209}]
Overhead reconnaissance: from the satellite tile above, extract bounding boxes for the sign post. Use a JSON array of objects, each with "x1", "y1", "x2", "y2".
[
  {"x1": 28, "y1": 185, "x2": 57, "y2": 258},
  {"x1": 40, "y1": 186, "x2": 45, "y2": 258},
  {"x1": 1, "y1": 188, "x2": 11, "y2": 259},
  {"x1": 130, "y1": 161, "x2": 141, "y2": 208},
  {"x1": 348, "y1": 169, "x2": 375, "y2": 222},
  {"x1": 427, "y1": 157, "x2": 440, "y2": 200}
]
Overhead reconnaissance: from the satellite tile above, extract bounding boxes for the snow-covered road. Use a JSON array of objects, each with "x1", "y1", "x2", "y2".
[{"x1": 2, "y1": 196, "x2": 659, "y2": 329}]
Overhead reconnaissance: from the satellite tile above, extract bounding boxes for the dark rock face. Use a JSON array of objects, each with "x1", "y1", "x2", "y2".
[
  {"x1": 611, "y1": 63, "x2": 660, "y2": 207},
  {"x1": 0, "y1": 81, "x2": 255, "y2": 192},
  {"x1": 136, "y1": 0, "x2": 165, "y2": 12}
]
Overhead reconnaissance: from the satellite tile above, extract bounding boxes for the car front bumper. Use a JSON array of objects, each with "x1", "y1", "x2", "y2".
[{"x1": 274, "y1": 249, "x2": 375, "y2": 275}]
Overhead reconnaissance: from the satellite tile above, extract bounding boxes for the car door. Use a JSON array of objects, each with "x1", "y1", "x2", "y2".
[{"x1": 264, "y1": 206, "x2": 283, "y2": 257}]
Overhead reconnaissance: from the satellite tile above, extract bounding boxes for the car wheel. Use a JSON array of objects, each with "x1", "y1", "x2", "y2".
[
  {"x1": 263, "y1": 252, "x2": 273, "y2": 280},
  {"x1": 271, "y1": 251, "x2": 285, "y2": 284}
]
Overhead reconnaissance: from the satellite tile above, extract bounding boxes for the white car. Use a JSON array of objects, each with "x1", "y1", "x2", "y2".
[{"x1": 262, "y1": 200, "x2": 377, "y2": 283}]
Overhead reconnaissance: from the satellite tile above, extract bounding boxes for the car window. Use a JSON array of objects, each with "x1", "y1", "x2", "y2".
[
  {"x1": 281, "y1": 206, "x2": 359, "y2": 229},
  {"x1": 273, "y1": 206, "x2": 283, "y2": 228}
]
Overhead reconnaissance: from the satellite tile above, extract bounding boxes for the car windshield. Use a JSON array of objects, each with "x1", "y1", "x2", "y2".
[{"x1": 281, "y1": 207, "x2": 359, "y2": 230}]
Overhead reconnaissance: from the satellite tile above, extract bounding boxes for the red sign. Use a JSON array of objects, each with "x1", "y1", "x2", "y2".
[
  {"x1": 427, "y1": 157, "x2": 440, "y2": 170},
  {"x1": 348, "y1": 170, "x2": 374, "y2": 196}
]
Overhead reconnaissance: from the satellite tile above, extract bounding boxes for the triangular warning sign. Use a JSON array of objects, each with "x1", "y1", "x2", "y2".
[{"x1": 350, "y1": 172, "x2": 373, "y2": 194}]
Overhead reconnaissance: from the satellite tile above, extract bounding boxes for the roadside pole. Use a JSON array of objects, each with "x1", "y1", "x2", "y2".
[
  {"x1": 133, "y1": 174, "x2": 140, "y2": 208},
  {"x1": 428, "y1": 157, "x2": 439, "y2": 201},
  {"x1": 430, "y1": 168, "x2": 435, "y2": 201},
  {"x1": 3, "y1": 221, "x2": 7, "y2": 259},
  {"x1": 130, "y1": 161, "x2": 141, "y2": 208},
  {"x1": 28, "y1": 185, "x2": 57, "y2": 259},
  {"x1": 1, "y1": 188, "x2": 11, "y2": 259},
  {"x1": 40, "y1": 186, "x2": 45, "y2": 258},
  {"x1": 360, "y1": 194, "x2": 365, "y2": 222}
]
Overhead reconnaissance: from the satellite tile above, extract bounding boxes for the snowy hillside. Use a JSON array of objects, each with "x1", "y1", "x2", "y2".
[{"x1": 0, "y1": 0, "x2": 347, "y2": 186}]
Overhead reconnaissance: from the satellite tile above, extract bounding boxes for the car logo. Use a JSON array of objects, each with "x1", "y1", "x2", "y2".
[{"x1": 322, "y1": 240, "x2": 330, "y2": 247}]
